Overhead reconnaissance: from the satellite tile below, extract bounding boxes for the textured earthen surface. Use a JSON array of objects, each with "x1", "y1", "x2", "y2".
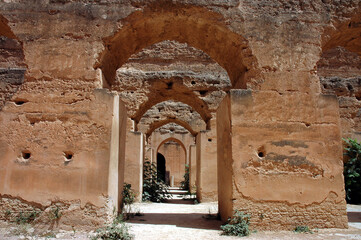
[
  {"x1": 318, "y1": 47, "x2": 361, "y2": 139},
  {"x1": 217, "y1": 90, "x2": 348, "y2": 229},
  {"x1": 0, "y1": 0, "x2": 360, "y2": 230}
]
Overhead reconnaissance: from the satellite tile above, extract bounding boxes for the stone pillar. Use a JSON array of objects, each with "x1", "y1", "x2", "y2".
[
  {"x1": 189, "y1": 144, "x2": 197, "y2": 191},
  {"x1": 108, "y1": 94, "x2": 127, "y2": 213},
  {"x1": 144, "y1": 146, "x2": 153, "y2": 163},
  {"x1": 151, "y1": 147, "x2": 156, "y2": 164},
  {"x1": 124, "y1": 131, "x2": 144, "y2": 202},
  {"x1": 196, "y1": 127, "x2": 217, "y2": 202},
  {"x1": 217, "y1": 89, "x2": 348, "y2": 230}
]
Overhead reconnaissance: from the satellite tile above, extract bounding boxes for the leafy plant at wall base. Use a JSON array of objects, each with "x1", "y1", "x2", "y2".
[
  {"x1": 122, "y1": 183, "x2": 135, "y2": 206},
  {"x1": 294, "y1": 225, "x2": 313, "y2": 233},
  {"x1": 92, "y1": 222, "x2": 133, "y2": 240},
  {"x1": 180, "y1": 164, "x2": 190, "y2": 190},
  {"x1": 5, "y1": 209, "x2": 11, "y2": 220},
  {"x1": 142, "y1": 161, "x2": 170, "y2": 202},
  {"x1": 122, "y1": 182, "x2": 136, "y2": 219},
  {"x1": 343, "y1": 138, "x2": 361, "y2": 204},
  {"x1": 48, "y1": 207, "x2": 62, "y2": 220},
  {"x1": 220, "y1": 210, "x2": 250, "y2": 237},
  {"x1": 16, "y1": 210, "x2": 40, "y2": 224}
]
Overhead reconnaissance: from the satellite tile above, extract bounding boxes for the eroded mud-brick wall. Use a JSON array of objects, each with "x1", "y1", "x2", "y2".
[
  {"x1": 0, "y1": 2, "x2": 129, "y2": 229},
  {"x1": 0, "y1": 0, "x2": 360, "y2": 230},
  {"x1": 218, "y1": 90, "x2": 347, "y2": 230}
]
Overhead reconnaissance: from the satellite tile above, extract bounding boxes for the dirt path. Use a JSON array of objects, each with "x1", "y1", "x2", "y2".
[
  {"x1": 126, "y1": 202, "x2": 361, "y2": 240},
  {"x1": 0, "y1": 202, "x2": 360, "y2": 239}
]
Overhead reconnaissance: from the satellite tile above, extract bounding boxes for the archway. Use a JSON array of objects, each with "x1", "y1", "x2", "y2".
[
  {"x1": 157, "y1": 137, "x2": 187, "y2": 187},
  {"x1": 132, "y1": 82, "x2": 212, "y2": 125},
  {"x1": 146, "y1": 119, "x2": 197, "y2": 139},
  {"x1": 96, "y1": 2, "x2": 259, "y2": 89},
  {"x1": 317, "y1": 7, "x2": 361, "y2": 139},
  {"x1": 109, "y1": 4, "x2": 253, "y2": 219}
]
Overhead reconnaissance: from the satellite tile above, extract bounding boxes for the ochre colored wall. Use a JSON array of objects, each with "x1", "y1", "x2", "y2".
[
  {"x1": 217, "y1": 90, "x2": 347, "y2": 230},
  {"x1": 0, "y1": 90, "x2": 127, "y2": 229},
  {"x1": 124, "y1": 131, "x2": 144, "y2": 201}
]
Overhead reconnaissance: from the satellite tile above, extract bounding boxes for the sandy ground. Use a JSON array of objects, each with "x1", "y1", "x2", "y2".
[{"x1": 0, "y1": 201, "x2": 360, "y2": 239}]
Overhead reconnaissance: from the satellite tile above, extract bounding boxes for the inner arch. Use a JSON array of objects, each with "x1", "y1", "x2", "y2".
[
  {"x1": 135, "y1": 97, "x2": 210, "y2": 129},
  {"x1": 146, "y1": 119, "x2": 197, "y2": 138},
  {"x1": 156, "y1": 137, "x2": 187, "y2": 156}
]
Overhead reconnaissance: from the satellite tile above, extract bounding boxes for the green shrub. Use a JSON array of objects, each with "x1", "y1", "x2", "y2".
[
  {"x1": 294, "y1": 225, "x2": 313, "y2": 233},
  {"x1": 122, "y1": 183, "x2": 135, "y2": 206},
  {"x1": 220, "y1": 210, "x2": 250, "y2": 237},
  {"x1": 15, "y1": 210, "x2": 40, "y2": 224},
  {"x1": 142, "y1": 161, "x2": 170, "y2": 202},
  {"x1": 180, "y1": 164, "x2": 190, "y2": 190},
  {"x1": 343, "y1": 138, "x2": 361, "y2": 204},
  {"x1": 48, "y1": 206, "x2": 62, "y2": 220},
  {"x1": 92, "y1": 222, "x2": 133, "y2": 240},
  {"x1": 122, "y1": 183, "x2": 136, "y2": 219}
]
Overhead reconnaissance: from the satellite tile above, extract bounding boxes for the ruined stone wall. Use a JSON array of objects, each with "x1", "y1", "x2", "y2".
[
  {"x1": 0, "y1": 0, "x2": 360, "y2": 230},
  {"x1": 0, "y1": 90, "x2": 125, "y2": 229},
  {"x1": 0, "y1": 2, "x2": 130, "y2": 228}
]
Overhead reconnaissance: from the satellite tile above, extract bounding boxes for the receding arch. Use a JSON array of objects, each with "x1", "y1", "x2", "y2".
[
  {"x1": 146, "y1": 119, "x2": 197, "y2": 138},
  {"x1": 135, "y1": 95, "x2": 210, "y2": 129},
  {"x1": 156, "y1": 137, "x2": 187, "y2": 155},
  {"x1": 322, "y1": 6, "x2": 361, "y2": 57},
  {"x1": 96, "y1": 2, "x2": 259, "y2": 88}
]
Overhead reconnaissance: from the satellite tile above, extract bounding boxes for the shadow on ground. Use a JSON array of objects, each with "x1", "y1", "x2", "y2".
[
  {"x1": 348, "y1": 212, "x2": 361, "y2": 222},
  {"x1": 164, "y1": 199, "x2": 196, "y2": 204},
  {"x1": 127, "y1": 213, "x2": 222, "y2": 230}
]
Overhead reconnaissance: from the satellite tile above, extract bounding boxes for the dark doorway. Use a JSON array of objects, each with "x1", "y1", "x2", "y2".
[{"x1": 157, "y1": 153, "x2": 166, "y2": 182}]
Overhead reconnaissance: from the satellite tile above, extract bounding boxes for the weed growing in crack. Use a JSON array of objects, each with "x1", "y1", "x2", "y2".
[
  {"x1": 15, "y1": 209, "x2": 40, "y2": 224},
  {"x1": 92, "y1": 215, "x2": 133, "y2": 240},
  {"x1": 221, "y1": 210, "x2": 250, "y2": 237},
  {"x1": 48, "y1": 206, "x2": 62, "y2": 220},
  {"x1": 294, "y1": 225, "x2": 313, "y2": 234},
  {"x1": 180, "y1": 164, "x2": 190, "y2": 190}
]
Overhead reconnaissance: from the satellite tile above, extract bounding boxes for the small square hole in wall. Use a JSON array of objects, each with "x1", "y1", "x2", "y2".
[
  {"x1": 22, "y1": 150, "x2": 31, "y2": 159},
  {"x1": 208, "y1": 138, "x2": 212, "y2": 142},
  {"x1": 64, "y1": 151, "x2": 74, "y2": 164},
  {"x1": 14, "y1": 98, "x2": 28, "y2": 106},
  {"x1": 257, "y1": 146, "x2": 266, "y2": 158}
]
